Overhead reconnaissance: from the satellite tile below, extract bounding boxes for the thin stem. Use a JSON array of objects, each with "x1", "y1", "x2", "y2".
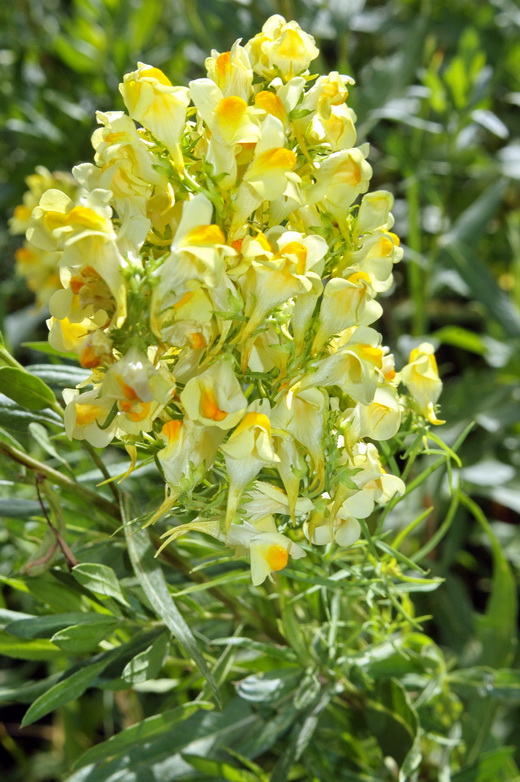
[
  {"x1": 35, "y1": 474, "x2": 79, "y2": 570},
  {"x1": 405, "y1": 173, "x2": 427, "y2": 336},
  {"x1": 83, "y1": 442, "x2": 121, "y2": 505},
  {"x1": 411, "y1": 491, "x2": 460, "y2": 563},
  {"x1": 0, "y1": 345, "x2": 25, "y2": 370},
  {"x1": 0, "y1": 441, "x2": 121, "y2": 521}
]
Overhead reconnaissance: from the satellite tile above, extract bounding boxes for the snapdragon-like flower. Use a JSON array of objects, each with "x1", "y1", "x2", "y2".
[
  {"x1": 9, "y1": 167, "x2": 78, "y2": 307},
  {"x1": 24, "y1": 15, "x2": 443, "y2": 585}
]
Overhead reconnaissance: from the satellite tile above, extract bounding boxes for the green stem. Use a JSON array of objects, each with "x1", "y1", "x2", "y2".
[
  {"x1": 83, "y1": 442, "x2": 121, "y2": 505},
  {"x1": 0, "y1": 345, "x2": 25, "y2": 370},
  {"x1": 411, "y1": 491, "x2": 460, "y2": 563},
  {"x1": 406, "y1": 173, "x2": 427, "y2": 336},
  {"x1": 0, "y1": 441, "x2": 121, "y2": 520}
]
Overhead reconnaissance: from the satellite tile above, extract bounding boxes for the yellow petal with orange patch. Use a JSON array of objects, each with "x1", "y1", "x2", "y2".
[
  {"x1": 75, "y1": 403, "x2": 107, "y2": 427},
  {"x1": 184, "y1": 224, "x2": 226, "y2": 246},
  {"x1": 357, "y1": 345, "x2": 383, "y2": 368},
  {"x1": 265, "y1": 544, "x2": 289, "y2": 572},
  {"x1": 215, "y1": 95, "x2": 248, "y2": 135},
  {"x1": 162, "y1": 419, "x2": 183, "y2": 442},
  {"x1": 248, "y1": 148, "x2": 296, "y2": 176},
  {"x1": 138, "y1": 67, "x2": 172, "y2": 86},
  {"x1": 254, "y1": 91, "x2": 287, "y2": 123},
  {"x1": 233, "y1": 411, "x2": 271, "y2": 436},
  {"x1": 201, "y1": 388, "x2": 227, "y2": 422}
]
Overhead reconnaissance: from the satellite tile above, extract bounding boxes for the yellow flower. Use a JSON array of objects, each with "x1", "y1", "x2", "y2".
[
  {"x1": 221, "y1": 399, "x2": 280, "y2": 531},
  {"x1": 85, "y1": 111, "x2": 167, "y2": 213},
  {"x1": 301, "y1": 72, "x2": 354, "y2": 117},
  {"x1": 63, "y1": 388, "x2": 116, "y2": 448},
  {"x1": 9, "y1": 166, "x2": 76, "y2": 236},
  {"x1": 249, "y1": 528, "x2": 306, "y2": 586},
  {"x1": 245, "y1": 15, "x2": 319, "y2": 82},
  {"x1": 401, "y1": 343, "x2": 445, "y2": 424},
  {"x1": 46, "y1": 316, "x2": 98, "y2": 354},
  {"x1": 343, "y1": 385, "x2": 402, "y2": 445},
  {"x1": 158, "y1": 515, "x2": 305, "y2": 585},
  {"x1": 120, "y1": 63, "x2": 190, "y2": 167},
  {"x1": 355, "y1": 190, "x2": 395, "y2": 238},
  {"x1": 78, "y1": 330, "x2": 113, "y2": 370},
  {"x1": 147, "y1": 418, "x2": 225, "y2": 525},
  {"x1": 153, "y1": 195, "x2": 235, "y2": 297},
  {"x1": 308, "y1": 148, "x2": 372, "y2": 220},
  {"x1": 272, "y1": 387, "x2": 327, "y2": 491},
  {"x1": 180, "y1": 359, "x2": 247, "y2": 430},
  {"x1": 230, "y1": 115, "x2": 300, "y2": 234},
  {"x1": 243, "y1": 481, "x2": 313, "y2": 522},
  {"x1": 304, "y1": 495, "x2": 361, "y2": 547},
  {"x1": 253, "y1": 76, "x2": 306, "y2": 130},
  {"x1": 101, "y1": 348, "x2": 174, "y2": 435},
  {"x1": 205, "y1": 41, "x2": 253, "y2": 101},
  {"x1": 311, "y1": 274, "x2": 383, "y2": 353},
  {"x1": 189, "y1": 79, "x2": 262, "y2": 187},
  {"x1": 29, "y1": 189, "x2": 128, "y2": 328},
  {"x1": 307, "y1": 104, "x2": 357, "y2": 152},
  {"x1": 299, "y1": 326, "x2": 384, "y2": 405},
  {"x1": 332, "y1": 443, "x2": 405, "y2": 521},
  {"x1": 238, "y1": 229, "x2": 326, "y2": 343}
]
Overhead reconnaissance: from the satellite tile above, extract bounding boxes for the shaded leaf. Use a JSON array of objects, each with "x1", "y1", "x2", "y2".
[
  {"x1": 0, "y1": 366, "x2": 56, "y2": 410},
  {"x1": 72, "y1": 702, "x2": 213, "y2": 771},
  {"x1": 0, "y1": 497, "x2": 44, "y2": 518},
  {"x1": 5, "y1": 612, "x2": 114, "y2": 639},
  {"x1": 122, "y1": 632, "x2": 169, "y2": 684},
  {"x1": 21, "y1": 657, "x2": 110, "y2": 726},
  {"x1": 0, "y1": 394, "x2": 63, "y2": 432},
  {"x1": 364, "y1": 679, "x2": 421, "y2": 774},
  {"x1": 0, "y1": 631, "x2": 63, "y2": 661},
  {"x1": 26, "y1": 363, "x2": 91, "y2": 389},
  {"x1": 51, "y1": 619, "x2": 119, "y2": 652},
  {"x1": 72, "y1": 563, "x2": 129, "y2": 606}
]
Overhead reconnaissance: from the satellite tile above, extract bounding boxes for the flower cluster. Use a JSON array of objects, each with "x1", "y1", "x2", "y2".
[
  {"x1": 25, "y1": 15, "x2": 443, "y2": 585},
  {"x1": 9, "y1": 167, "x2": 78, "y2": 308}
]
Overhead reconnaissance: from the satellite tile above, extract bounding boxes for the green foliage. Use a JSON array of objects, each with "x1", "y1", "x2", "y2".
[{"x1": 1, "y1": 1, "x2": 520, "y2": 781}]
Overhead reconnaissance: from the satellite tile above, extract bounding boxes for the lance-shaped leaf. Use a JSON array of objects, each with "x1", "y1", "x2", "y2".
[{"x1": 124, "y1": 524, "x2": 220, "y2": 704}]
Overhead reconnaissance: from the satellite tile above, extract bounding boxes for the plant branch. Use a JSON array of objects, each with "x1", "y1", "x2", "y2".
[
  {"x1": 35, "y1": 474, "x2": 79, "y2": 570},
  {"x1": 0, "y1": 440, "x2": 121, "y2": 521}
]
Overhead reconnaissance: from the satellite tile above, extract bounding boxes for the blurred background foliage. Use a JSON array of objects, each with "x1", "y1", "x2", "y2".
[{"x1": 1, "y1": 0, "x2": 520, "y2": 780}]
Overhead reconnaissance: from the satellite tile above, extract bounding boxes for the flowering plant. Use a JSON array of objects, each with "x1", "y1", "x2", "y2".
[
  {"x1": 5, "y1": 11, "x2": 519, "y2": 781},
  {"x1": 18, "y1": 14, "x2": 444, "y2": 586}
]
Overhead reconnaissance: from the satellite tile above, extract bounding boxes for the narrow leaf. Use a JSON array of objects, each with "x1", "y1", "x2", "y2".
[
  {"x1": 0, "y1": 366, "x2": 56, "y2": 410},
  {"x1": 5, "y1": 612, "x2": 114, "y2": 639},
  {"x1": 0, "y1": 631, "x2": 63, "y2": 661},
  {"x1": 51, "y1": 620, "x2": 119, "y2": 652},
  {"x1": 0, "y1": 394, "x2": 63, "y2": 432},
  {"x1": 72, "y1": 702, "x2": 213, "y2": 770},
  {"x1": 72, "y1": 563, "x2": 129, "y2": 606},
  {"x1": 122, "y1": 632, "x2": 169, "y2": 684},
  {"x1": 21, "y1": 657, "x2": 109, "y2": 726},
  {"x1": 124, "y1": 525, "x2": 220, "y2": 703},
  {"x1": 0, "y1": 498, "x2": 44, "y2": 518},
  {"x1": 439, "y1": 180, "x2": 520, "y2": 337}
]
